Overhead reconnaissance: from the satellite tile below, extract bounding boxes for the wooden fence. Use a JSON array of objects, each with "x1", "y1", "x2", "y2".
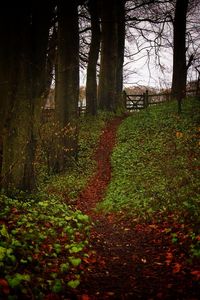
[
  {"x1": 41, "y1": 104, "x2": 86, "y2": 123},
  {"x1": 123, "y1": 89, "x2": 199, "y2": 111},
  {"x1": 123, "y1": 90, "x2": 171, "y2": 111},
  {"x1": 42, "y1": 89, "x2": 199, "y2": 122}
]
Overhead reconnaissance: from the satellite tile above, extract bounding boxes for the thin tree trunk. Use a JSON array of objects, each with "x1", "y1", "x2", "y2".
[
  {"x1": 195, "y1": 70, "x2": 200, "y2": 98},
  {"x1": 116, "y1": 0, "x2": 125, "y2": 109},
  {"x1": 98, "y1": 0, "x2": 118, "y2": 111},
  {"x1": 98, "y1": 0, "x2": 125, "y2": 112},
  {"x1": 86, "y1": 0, "x2": 101, "y2": 116},
  {"x1": 171, "y1": 0, "x2": 189, "y2": 113},
  {"x1": 55, "y1": 0, "x2": 79, "y2": 172}
]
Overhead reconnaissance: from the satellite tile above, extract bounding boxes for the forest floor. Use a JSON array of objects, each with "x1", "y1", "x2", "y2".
[
  {"x1": 70, "y1": 116, "x2": 200, "y2": 300},
  {"x1": 1, "y1": 102, "x2": 199, "y2": 300}
]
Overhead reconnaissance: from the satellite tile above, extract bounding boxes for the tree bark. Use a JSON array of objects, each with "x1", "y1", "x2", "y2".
[
  {"x1": 1, "y1": 2, "x2": 53, "y2": 191},
  {"x1": 55, "y1": 0, "x2": 79, "y2": 172},
  {"x1": 98, "y1": 0, "x2": 125, "y2": 112},
  {"x1": 116, "y1": 0, "x2": 125, "y2": 109},
  {"x1": 0, "y1": 5, "x2": 10, "y2": 175},
  {"x1": 171, "y1": 0, "x2": 189, "y2": 113},
  {"x1": 86, "y1": 0, "x2": 101, "y2": 116}
]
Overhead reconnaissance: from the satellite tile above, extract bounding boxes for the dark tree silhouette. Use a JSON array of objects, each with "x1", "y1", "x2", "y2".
[
  {"x1": 98, "y1": 0, "x2": 125, "y2": 112},
  {"x1": 171, "y1": 0, "x2": 189, "y2": 113},
  {"x1": 55, "y1": 0, "x2": 80, "y2": 172},
  {"x1": 86, "y1": 0, "x2": 101, "y2": 116},
  {"x1": 0, "y1": 1, "x2": 54, "y2": 191}
]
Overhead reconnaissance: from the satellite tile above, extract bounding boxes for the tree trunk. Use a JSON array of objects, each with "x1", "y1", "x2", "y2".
[
  {"x1": 98, "y1": 0, "x2": 125, "y2": 112},
  {"x1": 171, "y1": 0, "x2": 189, "y2": 113},
  {"x1": 2, "y1": 79, "x2": 34, "y2": 191},
  {"x1": 116, "y1": 0, "x2": 125, "y2": 109},
  {"x1": 25, "y1": 2, "x2": 53, "y2": 189},
  {"x1": 195, "y1": 70, "x2": 200, "y2": 98},
  {"x1": 0, "y1": 7, "x2": 10, "y2": 176},
  {"x1": 55, "y1": 0, "x2": 79, "y2": 172},
  {"x1": 98, "y1": 0, "x2": 118, "y2": 111},
  {"x1": 86, "y1": 0, "x2": 101, "y2": 116},
  {"x1": 1, "y1": 2, "x2": 52, "y2": 191}
]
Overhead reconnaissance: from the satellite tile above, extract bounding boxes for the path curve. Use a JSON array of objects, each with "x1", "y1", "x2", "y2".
[
  {"x1": 74, "y1": 116, "x2": 199, "y2": 300},
  {"x1": 76, "y1": 116, "x2": 124, "y2": 214}
]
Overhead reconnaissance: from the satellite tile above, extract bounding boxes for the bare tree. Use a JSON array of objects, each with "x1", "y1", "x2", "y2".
[{"x1": 124, "y1": 0, "x2": 174, "y2": 87}]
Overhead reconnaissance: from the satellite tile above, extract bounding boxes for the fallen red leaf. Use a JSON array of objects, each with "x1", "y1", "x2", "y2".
[
  {"x1": 106, "y1": 292, "x2": 115, "y2": 296},
  {"x1": 83, "y1": 256, "x2": 97, "y2": 264},
  {"x1": 191, "y1": 270, "x2": 200, "y2": 280},
  {"x1": 196, "y1": 235, "x2": 200, "y2": 241},
  {"x1": 165, "y1": 252, "x2": 173, "y2": 266},
  {"x1": 45, "y1": 222, "x2": 52, "y2": 228},
  {"x1": 99, "y1": 259, "x2": 106, "y2": 267},
  {"x1": 0, "y1": 278, "x2": 10, "y2": 295},
  {"x1": 107, "y1": 214, "x2": 114, "y2": 223},
  {"x1": 81, "y1": 294, "x2": 90, "y2": 300},
  {"x1": 44, "y1": 294, "x2": 60, "y2": 300},
  {"x1": 172, "y1": 263, "x2": 181, "y2": 274},
  {"x1": 149, "y1": 224, "x2": 158, "y2": 229}
]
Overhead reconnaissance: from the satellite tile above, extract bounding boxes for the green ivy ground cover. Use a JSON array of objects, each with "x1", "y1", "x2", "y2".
[
  {"x1": 98, "y1": 99, "x2": 200, "y2": 226},
  {"x1": 0, "y1": 113, "x2": 110, "y2": 299},
  {"x1": 0, "y1": 194, "x2": 91, "y2": 298}
]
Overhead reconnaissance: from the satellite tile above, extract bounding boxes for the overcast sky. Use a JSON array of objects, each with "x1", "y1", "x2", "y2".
[
  {"x1": 80, "y1": 28, "x2": 174, "y2": 90},
  {"x1": 80, "y1": 51, "x2": 173, "y2": 89},
  {"x1": 123, "y1": 46, "x2": 173, "y2": 89}
]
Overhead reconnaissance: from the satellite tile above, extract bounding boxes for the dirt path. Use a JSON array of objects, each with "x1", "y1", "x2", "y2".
[
  {"x1": 76, "y1": 116, "x2": 124, "y2": 214},
  {"x1": 74, "y1": 117, "x2": 199, "y2": 300}
]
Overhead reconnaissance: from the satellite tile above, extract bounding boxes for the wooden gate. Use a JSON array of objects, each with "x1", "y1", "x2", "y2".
[
  {"x1": 123, "y1": 91, "x2": 148, "y2": 111},
  {"x1": 123, "y1": 90, "x2": 171, "y2": 111}
]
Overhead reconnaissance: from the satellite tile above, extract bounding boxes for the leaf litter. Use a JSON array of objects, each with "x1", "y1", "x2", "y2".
[
  {"x1": 1, "y1": 105, "x2": 199, "y2": 299},
  {"x1": 73, "y1": 115, "x2": 200, "y2": 300}
]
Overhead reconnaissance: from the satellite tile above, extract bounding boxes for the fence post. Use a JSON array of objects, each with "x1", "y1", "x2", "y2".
[
  {"x1": 144, "y1": 89, "x2": 149, "y2": 108},
  {"x1": 123, "y1": 90, "x2": 127, "y2": 109},
  {"x1": 78, "y1": 101, "x2": 82, "y2": 116}
]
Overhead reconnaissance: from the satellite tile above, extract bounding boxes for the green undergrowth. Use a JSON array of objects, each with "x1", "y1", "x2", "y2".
[
  {"x1": 0, "y1": 111, "x2": 116, "y2": 298},
  {"x1": 38, "y1": 112, "x2": 112, "y2": 201},
  {"x1": 0, "y1": 193, "x2": 90, "y2": 298},
  {"x1": 98, "y1": 98, "x2": 200, "y2": 228}
]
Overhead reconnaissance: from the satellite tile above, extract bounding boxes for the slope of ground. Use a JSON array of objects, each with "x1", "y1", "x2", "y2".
[
  {"x1": 73, "y1": 99, "x2": 200, "y2": 299},
  {"x1": 0, "y1": 100, "x2": 199, "y2": 299}
]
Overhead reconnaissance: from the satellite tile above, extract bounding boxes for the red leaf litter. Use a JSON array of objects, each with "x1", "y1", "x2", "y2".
[
  {"x1": 76, "y1": 116, "x2": 124, "y2": 214},
  {"x1": 73, "y1": 116, "x2": 200, "y2": 300}
]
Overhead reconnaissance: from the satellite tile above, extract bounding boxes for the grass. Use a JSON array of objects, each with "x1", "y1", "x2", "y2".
[{"x1": 97, "y1": 98, "x2": 200, "y2": 226}]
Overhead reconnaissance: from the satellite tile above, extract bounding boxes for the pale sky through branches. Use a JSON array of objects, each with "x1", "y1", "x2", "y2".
[
  {"x1": 80, "y1": 48, "x2": 173, "y2": 89},
  {"x1": 123, "y1": 40, "x2": 173, "y2": 88},
  {"x1": 80, "y1": 0, "x2": 200, "y2": 91}
]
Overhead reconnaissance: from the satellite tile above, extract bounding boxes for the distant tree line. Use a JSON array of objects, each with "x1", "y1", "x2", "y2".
[{"x1": 0, "y1": 0, "x2": 199, "y2": 192}]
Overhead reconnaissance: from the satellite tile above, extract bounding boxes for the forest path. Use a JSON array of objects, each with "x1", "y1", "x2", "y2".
[
  {"x1": 75, "y1": 116, "x2": 198, "y2": 300},
  {"x1": 76, "y1": 116, "x2": 124, "y2": 214}
]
